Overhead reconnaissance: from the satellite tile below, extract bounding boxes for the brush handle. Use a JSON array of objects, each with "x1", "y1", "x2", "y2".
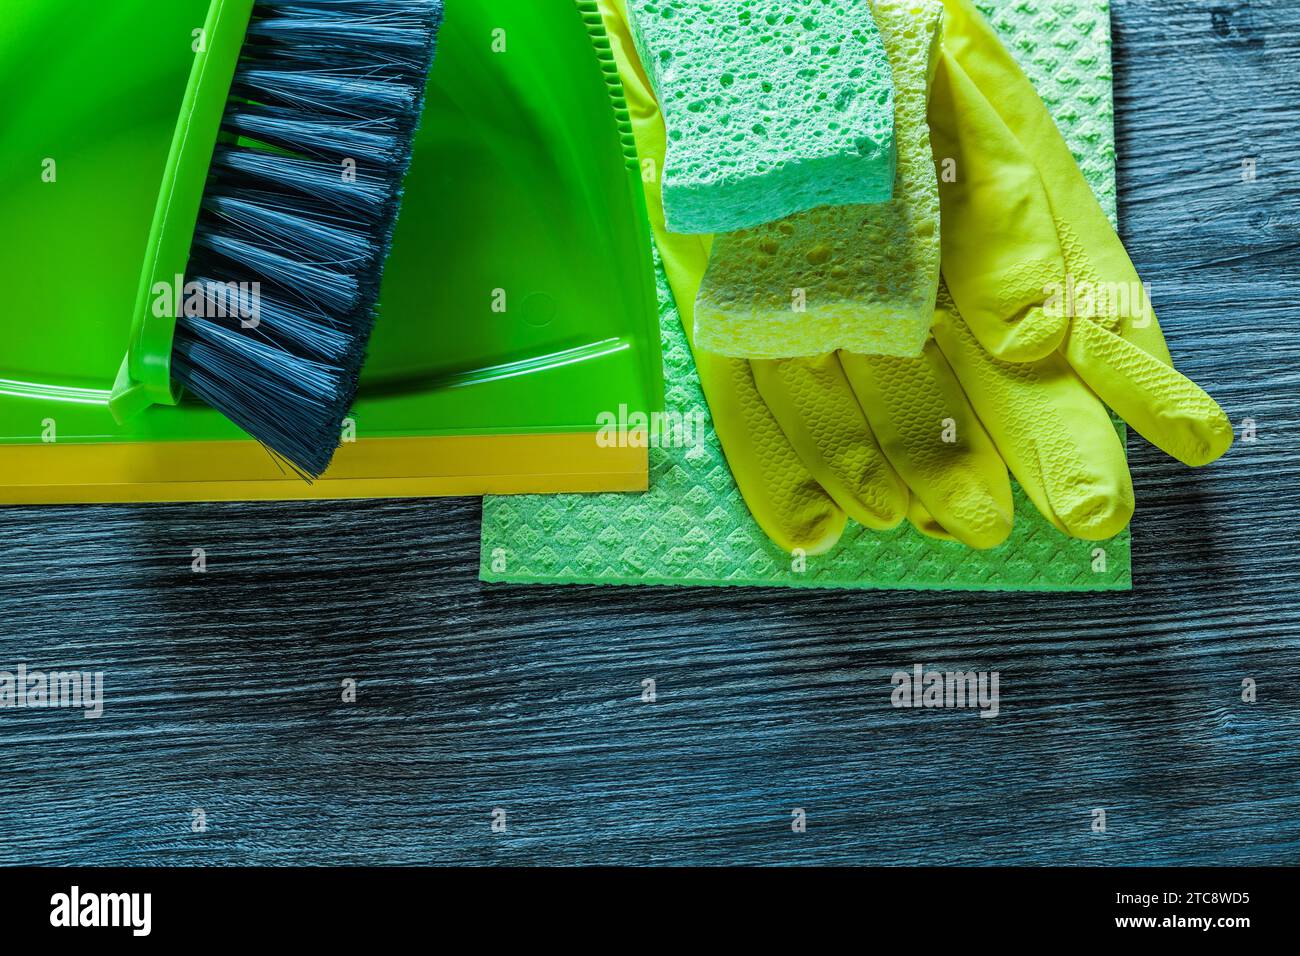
[{"x1": 110, "y1": 0, "x2": 256, "y2": 421}]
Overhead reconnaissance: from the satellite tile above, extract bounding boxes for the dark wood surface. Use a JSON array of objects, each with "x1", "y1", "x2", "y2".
[{"x1": 2, "y1": 0, "x2": 1298, "y2": 865}]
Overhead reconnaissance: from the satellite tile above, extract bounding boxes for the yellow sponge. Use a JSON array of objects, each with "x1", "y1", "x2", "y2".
[{"x1": 694, "y1": 0, "x2": 944, "y2": 360}]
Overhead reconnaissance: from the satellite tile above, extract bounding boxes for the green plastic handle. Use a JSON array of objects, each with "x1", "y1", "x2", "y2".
[{"x1": 109, "y1": 0, "x2": 255, "y2": 421}]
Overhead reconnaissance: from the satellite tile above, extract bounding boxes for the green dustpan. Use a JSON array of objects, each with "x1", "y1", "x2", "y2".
[{"x1": 0, "y1": 0, "x2": 662, "y2": 502}]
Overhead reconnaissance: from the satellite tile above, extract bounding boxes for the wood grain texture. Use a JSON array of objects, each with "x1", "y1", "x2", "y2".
[{"x1": 1, "y1": 0, "x2": 1298, "y2": 866}]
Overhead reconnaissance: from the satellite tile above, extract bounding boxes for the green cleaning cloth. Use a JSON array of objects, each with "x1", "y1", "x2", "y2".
[{"x1": 481, "y1": 0, "x2": 1130, "y2": 592}]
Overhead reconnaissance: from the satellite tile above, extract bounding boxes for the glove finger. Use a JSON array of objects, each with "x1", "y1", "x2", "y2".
[
  {"x1": 933, "y1": 290, "x2": 1134, "y2": 541},
  {"x1": 751, "y1": 354, "x2": 909, "y2": 532},
  {"x1": 695, "y1": 350, "x2": 848, "y2": 555},
  {"x1": 1066, "y1": 318, "x2": 1234, "y2": 467},
  {"x1": 929, "y1": 49, "x2": 1068, "y2": 363},
  {"x1": 906, "y1": 496, "x2": 962, "y2": 544},
  {"x1": 840, "y1": 343, "x2": 1014, "y2": 550}
]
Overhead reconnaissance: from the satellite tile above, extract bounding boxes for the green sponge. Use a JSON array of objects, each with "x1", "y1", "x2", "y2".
[
  {"x1": 693, "y1": 0, "x2": 944, "y2": 360},
  {"x1": 626, "y1": 0, "x2": 897, "y2": 235}
]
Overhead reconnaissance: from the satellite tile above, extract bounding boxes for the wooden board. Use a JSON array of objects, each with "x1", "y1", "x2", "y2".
[{"x1": 0, "y1": 0, "x2": 1297, "y2": 865}]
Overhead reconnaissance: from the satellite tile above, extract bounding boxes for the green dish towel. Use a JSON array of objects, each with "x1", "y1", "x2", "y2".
[{"x1": 481, "y1": 0, "x2": 1130, "y2": 592}]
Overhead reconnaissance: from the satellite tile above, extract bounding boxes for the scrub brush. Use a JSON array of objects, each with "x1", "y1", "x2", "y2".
[{"x1": 110, "y1": 0, "x2": 445, "y2": 477}]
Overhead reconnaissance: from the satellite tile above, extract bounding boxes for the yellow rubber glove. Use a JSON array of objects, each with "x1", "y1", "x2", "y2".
[
  {"x1": 600, "y1": 0, "x2": 1176, "y2": 551},
  {"x1": 600, "y1": 0, "x2": 1016, "y2": 554},
  {"x1": 932, "y1": 0, "x2": 1234, "y2": 468}
]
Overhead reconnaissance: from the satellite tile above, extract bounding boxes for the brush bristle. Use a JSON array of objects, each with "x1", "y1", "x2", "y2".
[{"x1": 172, "y1": 0, "x2": 445, "y2": 477}]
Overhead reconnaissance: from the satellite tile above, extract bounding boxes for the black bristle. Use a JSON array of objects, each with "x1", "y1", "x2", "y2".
[
  {"x1": 172, "y1": 0, "x2": 445, "y2": 477},
  {"x1": 233, "y1": 68, "x2": 418, "y2": 118},
  {"x1": 201, "y1": 193, "x2": 375, "y2": 266},
  {"x1": 223, "y1": 104, "x2": 406, "y2": 166},
  {"x1": 210, "y1": 147, "x2": 392, "y2": 217}
]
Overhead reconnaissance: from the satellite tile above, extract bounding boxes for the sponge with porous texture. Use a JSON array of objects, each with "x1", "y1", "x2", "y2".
[
  {"x1": 694, "y1": 0, "x2": 944, "y2": 360},
  {"x1": 626, "y1": 0, "x2": 897, "y2": 235}
]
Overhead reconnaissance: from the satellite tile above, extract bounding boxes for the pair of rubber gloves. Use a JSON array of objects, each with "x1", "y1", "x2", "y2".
[{"x1": 600, "y1": 0, "x2": 1233, "y2": 554}]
